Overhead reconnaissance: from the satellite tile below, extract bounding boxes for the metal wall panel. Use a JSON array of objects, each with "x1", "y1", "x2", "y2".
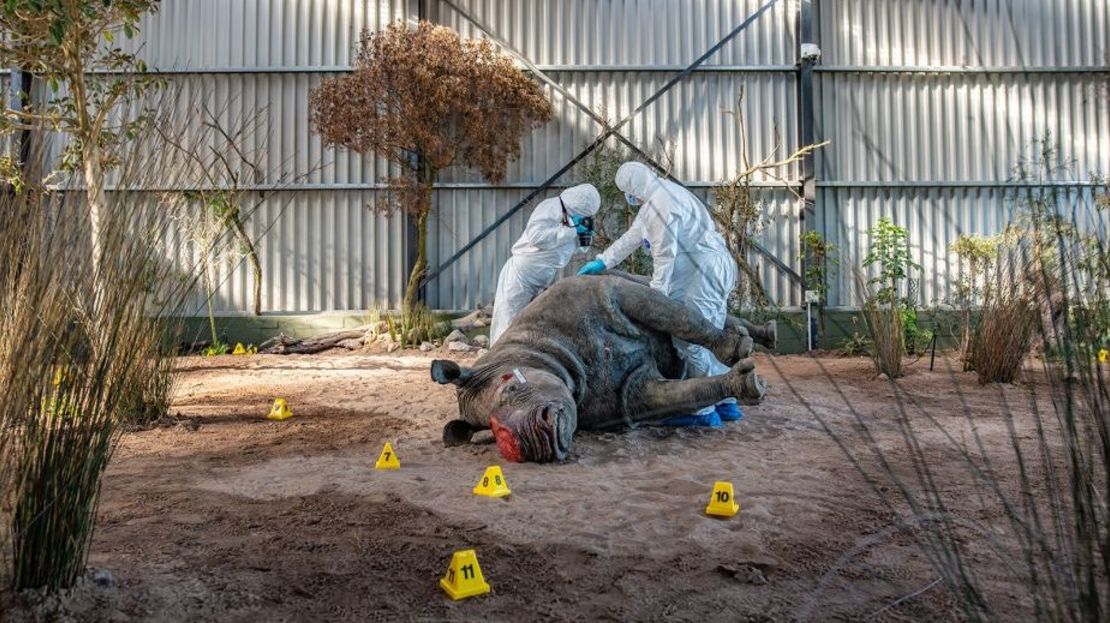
[
  {"x1": 815, "y1": 72, "x2": 1110, "y2": 184},
  {"x1": 92, "y1": 0, "x2": 1108, "y2": 315},
  {"x1": 437, "y1": 71, "x2": 799, "y2": 186},
  {"x1": 817, "y1": 0, "x2": 1109, "y2": 68},
  {"x1": 111, "y1": 1, "x2": 411, "y2": 314},
  {"x1": 431, "y1": 0, "x2": 798, "y2": 67},
  {"x1": 819, "y1": 186, "x2": 1110, "y2": 309},
  {"x1": 124, "y1": 0, "x2": 410, "y2": 70},
  {"x1": 813, "y1": 0, "x2": 1110, "y2": 309},
  {"x1": 150, "y1": 190, "x2": 406, "y2": 315}
]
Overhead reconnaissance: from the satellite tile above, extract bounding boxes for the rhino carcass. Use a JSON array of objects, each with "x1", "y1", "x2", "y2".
[{"x1": 431, "y1": 272, "x2": 774, "y2": 463}]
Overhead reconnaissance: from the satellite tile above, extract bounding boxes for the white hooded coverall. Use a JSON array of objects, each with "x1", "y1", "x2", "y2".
[
  {"x1": 490, "y1": 183, "x2": 601, "y2": 344},
  {"x1": 598, "y1": 162, "x2": 738, "y2": 413}
]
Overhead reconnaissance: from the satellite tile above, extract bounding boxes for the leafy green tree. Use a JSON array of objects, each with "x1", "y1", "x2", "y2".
[{"x1": 0, "y1": 0, "x2": 162, "y2": 276}]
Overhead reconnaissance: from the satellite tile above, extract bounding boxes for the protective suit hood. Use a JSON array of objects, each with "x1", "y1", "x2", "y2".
[
  {"x1": 614, "y1": 162, "x2": 664, "y2": 203},
  {"x1": 559, "y1": 184, "x2": 601, "y2": 218}
]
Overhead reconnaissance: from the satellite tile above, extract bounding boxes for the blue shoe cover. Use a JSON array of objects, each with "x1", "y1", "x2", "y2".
[
  {"x1": 661, "y1": 411, "x2": 722, "y2": 428},
  {"x1": 715, "y1": 403, "x2": 744, "y2": 422}
]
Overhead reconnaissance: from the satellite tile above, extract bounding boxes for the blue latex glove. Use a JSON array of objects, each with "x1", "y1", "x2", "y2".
[
  {"x1": 575, "y1": 222, "x2": 592, "y2": 235},
  {"x1": 661, "y1": 411, "x2": 722, "y2": 428},
  {"x1": 570, "y1": 215, "x2": 584, "y2": 226},
  {"x1": 715, "y1": 403, "x2": 743, "y2": 422},
  {"x1": 577, "y1": 259, "x2": 606, "y2": 276}
]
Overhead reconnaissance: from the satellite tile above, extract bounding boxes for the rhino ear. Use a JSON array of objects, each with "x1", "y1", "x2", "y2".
[{"x1": 431, "y1": 359, "x2": 473, "y2": 385}]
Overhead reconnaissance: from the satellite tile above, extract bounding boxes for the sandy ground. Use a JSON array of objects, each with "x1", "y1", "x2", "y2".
[{"x1": 1, "y1": 351, "x2": 1063, "y2": 621}]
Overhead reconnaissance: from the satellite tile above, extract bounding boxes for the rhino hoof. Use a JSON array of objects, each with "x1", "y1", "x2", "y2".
[
  {"x1": 738, "y1": 372, "x2": 767, "y2": 405},
  {"x1": 442, "y1": 420, "x2": 475, "y2": 446},
  {"x1": 764, "y1": 320, "x2": 777, "y2": 351}
]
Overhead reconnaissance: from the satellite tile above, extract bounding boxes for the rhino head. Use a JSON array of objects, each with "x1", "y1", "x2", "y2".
[{"x1": 432, "y1": 359, "x2": 577, "y2": 463}]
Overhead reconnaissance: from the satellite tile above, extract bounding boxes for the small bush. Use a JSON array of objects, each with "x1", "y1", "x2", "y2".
[
  {"x1": 862, "y1": 301, "x2": 904, "y2": 377},
  {"x1": 969, "y1": 288, "x2": 1036, "y2": 384}
]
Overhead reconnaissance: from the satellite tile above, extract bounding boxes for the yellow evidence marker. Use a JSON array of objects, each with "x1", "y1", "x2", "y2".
[
  {"x1": 705, "y1": 481, "x2": 740, "y2": 518},
  {"x1": 232, "y1": 342, "x2": 248, "y2": 356},
  {"x1": 439, "y1": 549, "x2": 491, "y2": 600},
  {"x1": 1099, "y1": 348, "x2": 1108, "y2": 364},
  {"x1": 472, "y1": 465, "x2": 511, "y2": 498},
  {"x1": 375, "y1": 442, "x2": 401, "y2": 470},
  {"x1": 267, "y1": 398, "x2": 293, "y2": 421}
]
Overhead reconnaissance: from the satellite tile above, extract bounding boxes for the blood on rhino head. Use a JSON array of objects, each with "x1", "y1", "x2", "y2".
[{"x1": 432, "y1": 359, "x2": 577, "y2": 463}]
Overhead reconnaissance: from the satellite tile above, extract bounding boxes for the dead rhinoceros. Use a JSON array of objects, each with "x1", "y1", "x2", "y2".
[{"x1": 431, "y1": 272, "x2": 774, "y2": 463}]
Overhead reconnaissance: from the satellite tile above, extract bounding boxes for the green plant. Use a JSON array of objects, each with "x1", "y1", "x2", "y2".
[
  {"x1": 1, "y1": 142, "x2": 186, "y2": 590},
  {"x1": 384, "y1": 305, "x2": 447, "y2": 349},
  {"x1": 0, "y1": 1, "x2": 164, "y2": 278},
  {"x1": 202, "y1": 341, "x2": 230, "y2": 357},
  {"x1": 839, "y1": 330, "x2": 871, "y2": 357},
  {"x1": 310, "y1": 21, "x2": 552, "y2": 315},
  {"x1": 863, "y1": 217, "x2": 920, "y2": 306},
  {"x1": 901, "y1": 306, "x2": 934, "y2": 356},
  {"x1": 797, "y1": 140, "x2": 1110, "y2": 621},
  {"x1": 862, "y1": 296, "x2": 904, "y2": 378},
  {"x1": 800, "y1": 230, "x2": 838, "y2": 302}
]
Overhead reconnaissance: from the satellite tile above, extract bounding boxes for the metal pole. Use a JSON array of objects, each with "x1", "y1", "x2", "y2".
[{"x1": 797, "y1": 0, "x2": 825, "y2": 347}]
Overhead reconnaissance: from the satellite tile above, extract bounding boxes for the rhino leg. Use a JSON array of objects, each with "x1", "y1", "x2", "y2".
[
  {"x1": 626, "y1": 358, "x2": 757, "y2": 421},
  {"x1": 613, "y1": 283, "x2": 752, "y2": 364},
  {"x1": 728, "y1": 317, "x2": 777, "y2": 351}
]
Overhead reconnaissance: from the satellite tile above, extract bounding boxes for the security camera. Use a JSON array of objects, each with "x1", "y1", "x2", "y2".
[{"x1": 800, "y1": 43, "x2": 822, "y2": 63}]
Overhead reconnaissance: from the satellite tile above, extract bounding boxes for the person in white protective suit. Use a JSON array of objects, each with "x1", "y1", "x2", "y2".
[
  {"x1": 489, "y1": 183, "x2": 601, "y2": 344},
  {"x1": 577, "y1": 161, "x2": 740, "y2": 426}
]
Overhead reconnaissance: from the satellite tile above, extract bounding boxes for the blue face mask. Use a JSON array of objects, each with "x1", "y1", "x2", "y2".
[{"x1": 624, "y1": 192, "x2": 642, "y2": 207}]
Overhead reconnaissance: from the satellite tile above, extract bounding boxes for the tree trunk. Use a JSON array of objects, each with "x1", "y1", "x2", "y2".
[
  {"x1": 200, "y1": 251, "x2": 218, "y2": 345},
  {"x1": 227, "y1": 210, "x2": 263, "y2": 316},
  {"x1": 402, "y1": 167, "x2": 436, "y2": 315},
  {"x1": 83, "y1": 144, "x2": 105, "y2": 286}
]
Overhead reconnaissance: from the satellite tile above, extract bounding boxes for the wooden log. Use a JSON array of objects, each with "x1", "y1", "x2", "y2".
[{"x1": 261, "y1": 329, "x2": 368, "y2": 355}]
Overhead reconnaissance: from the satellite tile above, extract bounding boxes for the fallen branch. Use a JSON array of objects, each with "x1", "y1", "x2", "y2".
[
  {"x1": 451, "y1": 306, "x2": 492, "y2": 332},
  {"x1": 260, "y1": 329, "x2": 369, "y2": 355}
]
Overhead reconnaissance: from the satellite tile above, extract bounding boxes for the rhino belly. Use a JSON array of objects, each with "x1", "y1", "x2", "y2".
[{"x1": 574, "y1": 327, "x2": 681, "y2": 431}]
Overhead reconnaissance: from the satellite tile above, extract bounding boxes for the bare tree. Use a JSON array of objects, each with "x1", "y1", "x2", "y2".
[{"x1": 713, "y1": 89, "x2": 828, "y2": 309}]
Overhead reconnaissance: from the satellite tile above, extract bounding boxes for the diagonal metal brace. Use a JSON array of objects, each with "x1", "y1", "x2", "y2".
[
  {"x1": 421, "y1": 0, "x2": 789, "y2": 288},
  {"x1": 437, "y1": 0, "x2": 666, "y2": 173}
]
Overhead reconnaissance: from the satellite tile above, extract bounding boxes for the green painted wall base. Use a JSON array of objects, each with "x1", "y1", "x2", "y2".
[
  {"x1": 179, "y1": 308, "x2": 966, "y2": 355},
  {"x1": 179, "y1": 313, "x2": 377, "y2": 348}
]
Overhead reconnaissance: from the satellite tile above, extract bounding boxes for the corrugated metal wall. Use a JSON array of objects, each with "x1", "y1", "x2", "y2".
[
  {"x1": 814, "y1": 0, "x2": 1110, "y2": 306},
  {"x1": 124, "y1": 0, "x2": 413, "y2": 315},
  {"x1": 425, "y1": 0, "x2": 803, "y2": 309},
  {"x1": 66, "y1": 0, "x2": 1110, "y2": 313}
]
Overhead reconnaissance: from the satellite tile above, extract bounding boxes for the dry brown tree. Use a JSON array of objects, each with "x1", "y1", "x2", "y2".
[{"x1": 310, "y1": 21, "x2": 552, "y2": 314}]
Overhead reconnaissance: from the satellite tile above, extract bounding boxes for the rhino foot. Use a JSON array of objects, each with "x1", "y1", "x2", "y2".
[
  {"x1": 760, "y1": 321, "x2": 777, "y2": 351},
  {"x1": 443, "y1": 419, "x2": 480, "y2": 446},
  {"x1": 716, "y1": 322, "x2": 755, "y2": 365},
  {"x1": 737, "y1": 371, "x2": 767, "y2": 405}
]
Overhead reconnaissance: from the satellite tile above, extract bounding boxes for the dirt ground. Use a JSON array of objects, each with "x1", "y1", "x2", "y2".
[{"x1": 1, "y1": 351, "x2": 1061, "y2": 622}]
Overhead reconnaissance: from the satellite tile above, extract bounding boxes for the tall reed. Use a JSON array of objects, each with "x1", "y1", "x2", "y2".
[
  {"x1": 788, "y1": 145, "x2": 1107, "y2": 620},
  {"x1": 1, "y1": 120, "x2": 194, "y2": 589}
]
